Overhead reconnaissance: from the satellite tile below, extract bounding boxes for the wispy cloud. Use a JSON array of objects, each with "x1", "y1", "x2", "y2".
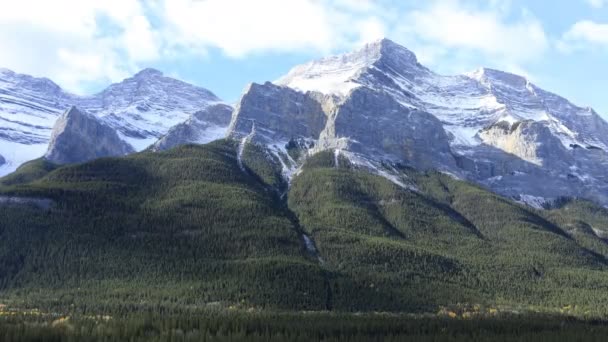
[
  {"x1": 0, "y1": 0, "x2": 394, "y2": 92},
  {"x1": 392, "y1": 0, "x2": 548, "y2": 76},
  {"x1": 0, "y1": 0, "x2": 158, "y2": 93},
  {"x1": 558, "y1": 20, "x2": 608, "y2": 52},
  {"x1": 586, "y1": 0, "x2": 608, "y2": 8}
]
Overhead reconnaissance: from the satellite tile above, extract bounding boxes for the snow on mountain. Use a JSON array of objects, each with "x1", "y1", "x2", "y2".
[
  {"x1": 268, "y1": 38, "x2": 608, "y2": 206},
  {"x1": 78, "y1": 68, "x2": 222, "y2": 150},
  {"x1": 151, "y1": 103, "x2": 233, "y2": 152},
  {"x1": 277, "y1": 39, "x2": 608, "y2": 154},
  {"x1": 0, "y1": 68, "x2": 224, "y2": 175}
]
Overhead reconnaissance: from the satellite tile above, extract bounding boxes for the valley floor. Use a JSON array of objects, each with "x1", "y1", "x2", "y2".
[{"x1": 1, "y1": 306, "x2": 608, "y2": 342}]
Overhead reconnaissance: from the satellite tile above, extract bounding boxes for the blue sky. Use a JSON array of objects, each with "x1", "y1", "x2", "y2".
[{"x1": 1, "y1": 0, "x2": 607, "y2": 115}]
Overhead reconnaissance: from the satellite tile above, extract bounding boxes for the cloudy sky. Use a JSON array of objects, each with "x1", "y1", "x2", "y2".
[{"x1": 1, "y1": 0, "x2": 607, "y2": 115}]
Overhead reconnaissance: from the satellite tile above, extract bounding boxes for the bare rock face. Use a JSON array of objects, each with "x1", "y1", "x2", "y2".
[
  {"x1": 478, "y1": 120, "x2": 572, "y2": 168},
  {"x1": 317, "y1": 87, "x2": 456, "y2": 170},
  {"x1": 44, "y1": 106, "x2": 134, "y2": 164},
  {"x1": 0, "y1": 154, "x2": 5, "y2": 167},
  {"x1": 228, "y1": 79, "x2": 457, "y2": 176},
  {"x1": 273, "y1": 38, "x2": 608, "y2": 207},
  {"x1": 152, "y1": 104, "x2": 233, "y2": 151},
  {"x1": 227, "y1": 82, "x2": 332, "y2": 143}
]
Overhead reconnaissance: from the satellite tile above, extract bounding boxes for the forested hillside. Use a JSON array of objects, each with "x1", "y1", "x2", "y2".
[{"x1": 1, "y1": 140, "x2": 608, "y2": 318}]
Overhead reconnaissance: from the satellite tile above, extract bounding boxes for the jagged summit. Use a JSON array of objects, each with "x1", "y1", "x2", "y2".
[
  {"x1": 465, "y1": 67, "x2": 528, "y2": 84},
  {"x1": 239, "y1": 39, "x2": 608, "y2": 207},
  {"x1": 0, "y1": 67, "x2": 223, "y2": 175},
  {"x1": 133, "y1": 67, "x2": 164, "y2": 78},
  {"x1": 276, "y1": 38, "x2": 422, "y2": 95},
  {"x1": 0, "y1": 67, "x2": 64, "y2": 94}
]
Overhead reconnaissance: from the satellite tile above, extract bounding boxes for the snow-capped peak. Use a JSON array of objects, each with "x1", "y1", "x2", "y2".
[
  {"x1": 0, "y1": 67, "x2": 224, "y2": 175},
  {"x1": 275, "y1": 38, "x2": 420, "y2": 96},
  {"x1": 132, "y1": 67, "x2": 164, "y2": 79},
  {"x1": 465, "y1": 67, "x2": 530, "y2": 88}
]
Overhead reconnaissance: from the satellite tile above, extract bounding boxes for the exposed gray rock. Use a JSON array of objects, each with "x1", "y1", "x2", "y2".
[
  {"x1": 227, "y1": 80, "x2": 457, "y2": 184},
  {"x1": 0, "y1": 154, "x2": 5, "y2": 166},
  {"x1": 227, "y1": 82, "x2": 332, "y2": 143},
  {"x1": 152, "y1": 103, "x2": 233, "y2": 151},
  {"x1": 44, "y1": 106, "x2": 134, "y2": 164},
  {"x1": 478, "y1": 120, "x2": 573, "y2": 169},
  {"x1": 273, "y1": 38, "x2": 608, "y2": 206},
  {"x1": 316, "y1": 87, "x2": 456, "y2": 170},
  {"x1": 0, "y1": 67, "x2": 222, "y2": 176}
]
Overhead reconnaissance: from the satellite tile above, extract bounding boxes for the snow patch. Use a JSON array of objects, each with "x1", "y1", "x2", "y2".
[
  {"x1": 334, "y1": 149, "x2": 340, "y2": 169},
  {"x1": 268, "y1": 141, "x2": 300, "y2": 184},
  {"x1": 340, "y1": 151, "x2": 417, "y2": 191},
  {"x1": 302, "y1": 233, "x2": 324, "y2": 264},
  {"x1": 237, "y1": 122, "x2": 256, "y2": 172},
  {"x1": 515, "y1": 194, "x2": 547, "y2": 209},
  {"x1": 0, "y1": 141, "x2": 48, "y2": 176}
]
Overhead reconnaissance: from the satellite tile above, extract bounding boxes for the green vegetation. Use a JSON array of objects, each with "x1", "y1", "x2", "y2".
[
  {"x1": 2, "y1": 309, "x2": 608, "y2": 342},
  {"x1": 0, "y1": 158, "x2": 59, "y2": 186},
  {"x1": 0, "y1": 140, "x2": 326, "y2": 311},
  {"x1": 289, "y1": 152, "x2": 608, "y2": 314},
  {"x1": 3, "y1": 140, "x2": 608, "y2": 339}
]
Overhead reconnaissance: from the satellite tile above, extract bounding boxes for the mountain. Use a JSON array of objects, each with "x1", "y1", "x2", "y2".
[
  {"x1": 3, "y1": 139, "x2": 608, "y2": 318},
  {"x1": 4, "y1": 40, "x2": 608, "y2": 325},
  {"x1": 45, "y1": 106, "x2": 134, "y2": 164},
  {"x1": 252, "y1": 38, "x2": 608, "y2": 207},
  {"x1": 0, "y1": 67, "x2": 224, "y2": 175},
  {"x1": 151, "y1": 103, "x2": 233, "y2": 151}
]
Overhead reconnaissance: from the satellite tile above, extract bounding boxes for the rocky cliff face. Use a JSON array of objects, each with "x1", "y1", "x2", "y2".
[
  {"x1": 0, "y1": 68, "x2": 221, "y2": 175},
  {"x1": 45, "y1": 106, "x2": 134, "y2": 164},
  {"x1": 152, "y1": 103, "x2": 233, "y2": 151},
  {"x1": 228, "y1": 82, "x2": 331, "y2": 144},
  {"x1": 231, "y1": 38, "x2": 608, "y2": 207},
  {"x1": 317, "y1": 87, "x2": 455, "y2": 170}
]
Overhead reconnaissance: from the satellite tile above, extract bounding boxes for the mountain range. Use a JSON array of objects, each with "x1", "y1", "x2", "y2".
[
  {"x1": 4, "y1": 39, "x2": 608, "y2": 319},
  {"x1": 3, "y1": 38, "x2": 607, "y2": 208},
  {"x1": 0, "y1": 67, "x2": 226, "y2": 175}
]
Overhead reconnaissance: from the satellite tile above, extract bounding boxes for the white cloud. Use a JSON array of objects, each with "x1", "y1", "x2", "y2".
[
  {"x1": 159, "y1": 0, "x2": 336, "y2": 57},
  {"x1": 0, "y1": 0, "x2": 158, "y2": 93},
  {"x1": 0, "y1": 0, "x2": 551, "y2": 91},
  {"x1": 397, "y1": 0, "x2": 548, "y2": 65},
  {"x1": 586, "y1": 0, "x2": 608, "y2": 8},
  {"x1": 559, "y1": 20, "x2": 608, "y2": 52},
  {"x1": 156, "y1": 0, "x2": 395, "y2": 58},
  {"x1": 0, "y1": 0, "x2": 387, "y2": 91}
]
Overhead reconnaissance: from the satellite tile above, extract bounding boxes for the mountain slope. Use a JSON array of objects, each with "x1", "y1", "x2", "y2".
[
  {"x1": 2, "y1": 140, "x2": 608, "y2": 315},
  {"x1": 0, "y1": 141, "x2": 327, "y2": 310},
  {"x1": 273, "y1": 38, "x2": 608, "y2": 206},
  {"x1": 0, "y1": 68, "x2": 225, "y2": 175}
]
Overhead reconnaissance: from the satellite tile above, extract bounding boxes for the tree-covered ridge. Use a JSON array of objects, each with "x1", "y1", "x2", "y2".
[
  {"x1": 0, "y1": 140, "x2": 326, "y2": 311},
  {"x1": 2, "y1": 141, "x2": 608, "y2": 317}
]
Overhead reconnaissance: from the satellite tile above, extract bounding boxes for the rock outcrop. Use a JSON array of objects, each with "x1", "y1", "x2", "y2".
[
  {"x1": 44, "y1": 106, "x2": 133, "y2": 164},
  {"x1": 227, "y1": 82, "x2": 332, "y2": 143}
]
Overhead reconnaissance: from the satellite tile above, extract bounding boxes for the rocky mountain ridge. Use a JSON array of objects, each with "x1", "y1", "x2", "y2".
[
  {"x1": 2, "y1": 39, "x2": 608, "y2": 207},
  {"x1": 231, "y1": 38, "x2": 608, "y2": 207},
  {"x1": 0, "y1": 67, "x2": 225, "y2": 175}
]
